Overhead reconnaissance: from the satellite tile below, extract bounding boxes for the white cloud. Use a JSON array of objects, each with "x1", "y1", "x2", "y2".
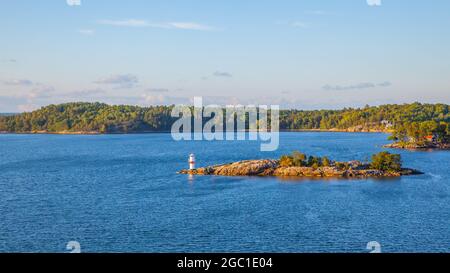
[
  {"x1": 142, "y1": 94, "x2": 166, "y2": 105},
  {"x1": 323, "y1": 81, "x2": 392, "y2": 91},
  {"x1": 168, "y1": 22, "x2": 214, "y2": 31},
  {"x1": 141, "y1": 94, "x2": 190, "y2": 105},
  {"x1": 6, "y1": 83, "x2": 55, "y2": 112},
  {"x1": 94, "y1": 74, "x2": 139, "y2": 89},
  {"x1": 98, "y1": 19, "x2": 215, "y2": 31},
  {"x1": 291, "y1": 21, "x2": 308, "y2": 28},
  {"x1": 66, "y1": 0, "x2": 81, "y2": 6},
  {"x1": 1, "y1": 59, "x2": 17, "y2": 63},
  {"x1": 367, "y1": 0, "x2": 382, "y2": 6},
  {"x1": 63, "y1": 89, "x2": 105, "y2": 97},
  {"x1": 98, "y1": 19, "x2": 153, "y2": 28},
  {"x1": 146, "y1": 88, "x2": 169, "y2": 93},
  {"x1": 28, "y1": 85, "x2": 54, "y2": 100},
  {"x1": 3, "y1": 79, "x2": 33, "y2": 86},
  {"x1": 17, "y1": 104, "x2": 39, "y2": 112},
  {"x1": 213, "y1": 71, "x2": 232, "y2": 78},
  {"x1": 0, "y1": 79, "x2": 54, "y2": 104},
  {"x1": 377, "y1": 81, "x2": 392, "y2": 87},
  {"x1": 78, "y1": 29, "x2": 95, "y2": 35},
  {"x1": 276, "y1": 20, "x2": 309, "y2": 29},
  {"x1": 305, "y1": 10, "x2": 328, "y2": 15}
]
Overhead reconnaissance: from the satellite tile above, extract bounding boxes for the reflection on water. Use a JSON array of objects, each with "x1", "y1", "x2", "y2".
[{"x1": 188, "y1": 174, "x2": 195, "y2": 183}]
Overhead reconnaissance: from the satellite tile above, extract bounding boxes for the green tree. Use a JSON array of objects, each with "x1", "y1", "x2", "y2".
[
  {"x1": 434, "y1": 122, "x2": 448, "y2": 142},
  {"x1": 279, "y1": 155, "x2": 294, "y2": 167},
  {"x1": 292, "y1": 151, "x2": 307, "y2": 167},
  {"x1": 335, "y1": 162, "x2": 349, "y2": 170},
  {"x1": 370, "y1": 152, "x2": 402, "y2": 172},
  {"x1": 307, "y1": 156, "x2": 321, "y2": 167},
  {"x1": 322, "y1": 156, "x2": 331, "y2": 167}
]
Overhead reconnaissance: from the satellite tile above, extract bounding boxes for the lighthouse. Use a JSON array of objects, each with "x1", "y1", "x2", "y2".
[{"x1": 189, "y1": 154, "x2": 196, "y2": 170}]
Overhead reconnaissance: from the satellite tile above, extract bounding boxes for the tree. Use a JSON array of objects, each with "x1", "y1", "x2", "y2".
[
  {"x1": 389, "y1": 124, "x2": 407, "y2": 142},
  {"x1": 279, "y1": 155, "x2": 294, "y2": 167},
  {"x1": 307, "y1": 156, "x2": 322, "y2": 167},
  {"x1": 292, "y1": 151, "x2": 307, "y2": 167},
  {"x1": 0, "y1": 117, "x2": 7, "y2": 131},
  {"x1": 322, "y1": 157, "x2": 331, "y2": 167},
  {"x1": 419, "y1": 121, "x2": 438, "y2": 138},
  {"x1": 434, "y1": 122, "x2": 448, "y2": 142},
  {"x1": 335, "y1": 162, "x2": 349, "y2": 171},
  {"x1": 370, "y1": 152, "x2": 402, "y2": 172},
  {"x1": 406, "y1": 122, "x2": 421, "y2": 143}
]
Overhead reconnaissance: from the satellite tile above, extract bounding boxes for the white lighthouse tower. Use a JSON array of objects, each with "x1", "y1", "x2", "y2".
[{"x1": 189, "y1": 154, "x2": 196, "y2": 170}]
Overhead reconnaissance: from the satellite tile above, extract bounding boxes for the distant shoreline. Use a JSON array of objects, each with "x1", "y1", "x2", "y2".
[{"x1": 0, "y1": 129, "x2": 390, "y2": 135}]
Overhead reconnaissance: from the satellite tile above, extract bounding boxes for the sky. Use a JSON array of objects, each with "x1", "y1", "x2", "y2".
[{"x1": 1, "y1": 0, "x2": 450, "y2": 112}]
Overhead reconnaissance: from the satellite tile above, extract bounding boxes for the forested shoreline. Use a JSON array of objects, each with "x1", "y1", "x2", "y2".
[{"x1": 0, "y1": 102, "x2": 449, "y2": 144}]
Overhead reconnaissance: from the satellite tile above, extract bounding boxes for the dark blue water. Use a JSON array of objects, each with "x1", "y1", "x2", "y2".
[{"x1": 0, "y1": 133, "x2": 449, "y2": 253}]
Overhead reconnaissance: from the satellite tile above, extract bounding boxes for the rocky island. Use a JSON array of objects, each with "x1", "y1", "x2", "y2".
[{"x1": 179, "y1": 151, "x2": 423, "y2": 179}]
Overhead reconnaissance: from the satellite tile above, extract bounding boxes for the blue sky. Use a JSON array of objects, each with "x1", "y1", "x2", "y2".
[{"x1": 1, "y1": 0, "x2": 450, "y2": 112}]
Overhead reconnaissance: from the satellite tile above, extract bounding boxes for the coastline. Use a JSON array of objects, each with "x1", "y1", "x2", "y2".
[
  {"x1": 0, "y1": 130, "x2": 172, "y2": 135},
  {"x1": 282, "y1": 128, "x2": 391, "y2": 133},
  {"x1": 383, "y1": 142, "x2": 450, "y2": 150},
  {"x1": 0, "y1": 129, "x2": 391, "y2": 135}
]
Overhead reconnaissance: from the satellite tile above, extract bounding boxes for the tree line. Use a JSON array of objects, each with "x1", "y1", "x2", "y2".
[{"x1": 0, "y1": 102, "x2": 449, "y2": 141}]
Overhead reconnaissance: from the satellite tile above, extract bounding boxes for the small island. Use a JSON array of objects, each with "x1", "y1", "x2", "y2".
[
  {"x1": 179, "y1": 151, "x2": 423, "y2": 178},
  {"x1": 384, "y1": 121, "x2": 450, "y2": 150}
]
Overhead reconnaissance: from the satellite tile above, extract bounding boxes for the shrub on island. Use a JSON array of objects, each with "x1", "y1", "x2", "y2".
[
  {"x1": 278, "y1": 151, "x2": 403, "y2": 172},
  {"x1": 370, "y1": 151, "x2": 402, "y2": 172}
]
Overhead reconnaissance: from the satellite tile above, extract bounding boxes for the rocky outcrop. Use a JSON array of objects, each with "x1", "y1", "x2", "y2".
[
  {"x1": 179, "y1": 160, "x2": 423, "y2": 178},
  {"x1": 384, "y1": 142, "x2": 450, "y2": 150},
  {"x1": 182, "y1": 160, "x2": 278, "y2": 176}
]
